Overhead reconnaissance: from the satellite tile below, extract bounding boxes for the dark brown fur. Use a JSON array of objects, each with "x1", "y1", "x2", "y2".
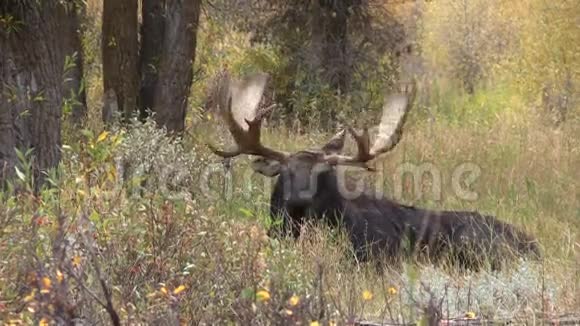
[{"x1": 262, "y1": 152, "x2": 540, "y2": 270}]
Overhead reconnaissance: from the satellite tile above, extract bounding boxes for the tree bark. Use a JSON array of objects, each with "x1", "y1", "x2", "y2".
[
  {"x1": 307, "y1": 0, "x2": 352, "y2": 127},
  {"x1": 152, "y1": 0, "x2": 202, "y2": 134},
  {"x1": 62, "y1": 2, "x2": 87, "y2": 124},
  {"x1": 101, "y1": 0, "x2": 139, "y2": 123},
  {"x1": 139, "y1": 0, "x2": 166, "y2": 121},
  {"x1": 0, "y1": 2, "x2": 67, "y2": 190},
  {"x1": 319, "y1": 0, "x2": 351, "y2": 94}
]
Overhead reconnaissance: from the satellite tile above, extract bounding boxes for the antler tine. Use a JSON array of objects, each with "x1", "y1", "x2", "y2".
[
  {"x1": 346, "y1": 126, "x2": 372, "y2": 162},
  {"x1": 325, "y1": 80, "x2": 415, "y2": 168},
  {"x1": 369, "y1": 80, "x2": 415, "y2": 156},
  {"x1": 208, "y1": 71, "x2": 288, "y2": 161}
]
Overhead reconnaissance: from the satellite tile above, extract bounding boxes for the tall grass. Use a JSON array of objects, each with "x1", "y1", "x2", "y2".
[{"x1": 2, "y1": 107, "x2": 578, "y2": 324}]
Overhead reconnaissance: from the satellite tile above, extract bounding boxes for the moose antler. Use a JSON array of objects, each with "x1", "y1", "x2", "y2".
[
  {"x1": 208, "y1": 71, "x2": 288, "y2": 161},
  {"x1": 324, "y1": 80, "x2": 416, "y2": 168},
  {"x1": 208, "y1": 70, "x2": 414, "y2": 168}
]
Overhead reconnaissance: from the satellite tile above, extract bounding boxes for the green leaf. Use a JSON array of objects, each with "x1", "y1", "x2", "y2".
[
  {"x1": 19, "y1": 109, "x2": 31, "y2": 118},
  {"x1": 239, "y1": 208, "x2": 254, "y2": 218},
  {"x1": 240, "y1": 287, "x2": 255, "y2": 300},
  {"x1": 14, "y1": 165, "x2": 26, "y2": 181},
  {"x1": 15, "y1": 148, "x2": 27, "y2": 164},
  {"x1": 89, "y1": 210, "x2": 101, "y2": 223},
  {"x1": 80, "y1": 129, "x2": 94, "y2": 139}
]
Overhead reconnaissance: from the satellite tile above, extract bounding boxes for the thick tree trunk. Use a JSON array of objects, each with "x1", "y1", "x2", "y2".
[
  {"x1": 0, "y1": 2, "x2": 67, "y2": 191},
  {"x1": 139, "y1": 0, "x2": 166, "y2": 120},
  {"x1": 152, "y1": 0, "x2": 202, "y2": 134},
  {"x1": 101, "y1": 0, "x2": 139, "y2": 123}
]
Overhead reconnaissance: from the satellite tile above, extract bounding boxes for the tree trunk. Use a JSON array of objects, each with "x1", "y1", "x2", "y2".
[
  {"x1": 310, "y1": 0, "x2": 352, "y2": 94},
  {"x1": 310, "y1": 0, "x2": 324, "y2": 69},
  {"x1": 152, "y1": 0, "x2": 202, "y2": 134},
  {"x1": 62, "y1": 2, "x2": 87, "y2": 124},
  {"x1": 307, "y1": 0, "x2": 352, "y2": 128},
  {"x1": 0, "y1": 2, "x2": 67, "y2": 191},
  {"x1": 319, "y1": 0, "x2": 351, "y2": 95},
  {"x1": 139, "y1": 0, "x2": 166, "y2": 120},
  {"x1": 101, "y1": 0, "x2": 139, "y2": 123}
]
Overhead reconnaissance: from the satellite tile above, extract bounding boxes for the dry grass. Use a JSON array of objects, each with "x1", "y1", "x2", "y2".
[{"x1": 1, "y1": 96, "x2": 579, "y2": 325}]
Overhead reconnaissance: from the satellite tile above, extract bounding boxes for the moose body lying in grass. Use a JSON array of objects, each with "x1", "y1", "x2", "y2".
[{"x1": 209, "y1": 72, "x2": 541, "y2": 270}]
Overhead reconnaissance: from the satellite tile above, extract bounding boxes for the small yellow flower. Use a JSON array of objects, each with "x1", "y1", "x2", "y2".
[
  {"x1": 56, "y1": 270, "x2": 64, "y2": 283},
  {"x1": 465, "y1": 311, "x2": 476, "y2": 319},
  {"x1": 71, "y1": 255, "x2": 82, "y2": 268},
  {"x1": 146, "y1": 291, "x2": 157, "y2": 298},
  {"x1": 97, "y1": 131, "x2": 110, "y2": 143},
  {"x1": 173, "y1": 285, "x2": 186, "y2": 295},
  {"x1": 387, "y1": 287, "x2": 398, "y2": 295},
  {"x1": 362, "y1": 290, "x2": 373, "y2": 301},
  {"x1": 256, "y1": 289, "x2": 271, "y2": 302},
  {"x1": 160, "y1": 286, "x2": 168, "y2": 296},
  {"x1": 310, "y1": 321, "x2": 320, "y2": 326},
  {"x1": 42, "y1": 277, "x2": 52, "y2": 288},
  {"x1": 288, "y1": 295, "x2": 300, "y2": 306},
  {"x1": 40, "y1": 277, "x2": 52, "y2": 294},
  {"x1": 39, "y1": 317, "x2": 50, "y2": 326},
  {"x1": 23, "y1": 290, "x2": 36, "y2": 303}
]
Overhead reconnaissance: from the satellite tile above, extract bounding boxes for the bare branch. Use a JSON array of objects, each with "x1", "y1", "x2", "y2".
[{"x1": 81, "y1": 231, "x2": 120, "y2": 326}]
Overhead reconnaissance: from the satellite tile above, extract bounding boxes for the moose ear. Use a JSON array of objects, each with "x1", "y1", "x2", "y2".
[
  {"x1": 321, "y1": 129, "x2": 346, "y2": 155},
  {"x1": 251, "y1": 157, "x2": 281, "y2": 177}
]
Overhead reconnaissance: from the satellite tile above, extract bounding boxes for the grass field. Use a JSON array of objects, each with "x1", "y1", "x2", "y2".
[{"x1": 2, "y1": 97, "x2": 577, "y2": 324}]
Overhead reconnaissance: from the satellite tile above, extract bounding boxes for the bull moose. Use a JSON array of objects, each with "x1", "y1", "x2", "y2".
[{"x1": 209, "y1": 72, "x2": 540, "y2": 270}]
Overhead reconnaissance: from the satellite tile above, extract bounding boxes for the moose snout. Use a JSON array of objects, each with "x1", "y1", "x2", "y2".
[
  {"x1": 282, "y1": 187, "x2": 314, "y2": 206},
  {"x1": 283, "y1": 196, "x2": 312, "y2": 207},
  {"x1": 281, "y1": 171, "x2": 319, "y2": 206}
]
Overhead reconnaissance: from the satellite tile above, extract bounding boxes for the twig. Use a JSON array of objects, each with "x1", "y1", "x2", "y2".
[
  {"x1": 81, "y1": 230, "x2": 121, "y2": 326},
  {"x1": 66, "y1": 267, "x2": 108, "y2": 308}
]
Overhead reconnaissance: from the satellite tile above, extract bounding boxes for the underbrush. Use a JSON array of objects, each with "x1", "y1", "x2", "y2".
[{"x1": 1, "y1": 108, "x2": 578, "y2": 324}]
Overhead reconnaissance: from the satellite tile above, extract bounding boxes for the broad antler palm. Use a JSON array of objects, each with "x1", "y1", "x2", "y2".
[
  {"x1": 208, "y1": 71, "x2": 288, "y2": 161},
  {"x1": 324, "y1": 81, "x2": 416, "y2": 168}
]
